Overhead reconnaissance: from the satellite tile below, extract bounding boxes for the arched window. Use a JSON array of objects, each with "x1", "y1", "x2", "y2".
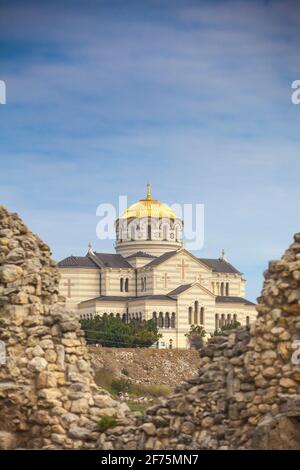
[
  {"x1": 147, "y1": 223, "x2": 152, "y2": 240},
  {"x1": 200, "y1": 307, "x2": 204, "y2": 324},
  {"x1": 246, "y1": 315, "x2": 250, "y2": 326},
  {"x1": 141, "y1": 278, "x2": 144, "y2": 291},
  {"x1": 116, "y1": 313, "x2": 120, "y2": 319},
  {"x1": 152, "y1": 312, "x2": 157, "y2": 327},
  {"x1": 212, "y1": 282, "x2": 215, "y2": 294},
  {"x1": 233, "y1": 314, "x2": 237, "y2": 322},
  {"x1": 125, "y1": 278, "x2": 129, "y2": 292},
  {"x1": 130, "y1": 223, "x2": 136, "y2": 240},
  {"x1": 162, "y1": 225, "x2": 168, "y2": 241},
  {"x1": 165, "y1": 312, "x2": 170, "y2": 328},
  {"x1": 109, "y1": 312, "x2": 114, "y2": 317},
  {"x1": 226, "y1": 282, "x2": 229, "y2": 296},
  {"x1": 158, "y1": 312, "x2": 164, "y2": 328},
  {"x1": 215, "y1": 314, "x2": 219, "y2": 331},
  {"x1": 221, "y1": 314, "x2": 225, "y2": 327},
  {"x1": 171, "y1": 312, "x2": 176, "y2": 329},
  {"x1": 220, "y1": 282, "x2": 224, "y2": 296},
  {"x1": 188, "y1": 306, "x2": 193, "y2": 324},
  {"x1": 227, "y1": 314, "x2": 231, "y2": 324},
  {"x1": 122, "y1": 313, "x2": 126, "y2": 323},
  {"x1": 120, "y1": 278, "x2": 124, "y2": 292},
  {"x1": 194, "y1": 301, "x2": 199, "y2": 324}
]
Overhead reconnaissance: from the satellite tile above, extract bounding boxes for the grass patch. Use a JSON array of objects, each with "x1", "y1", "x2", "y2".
[
  {"x1": 127, "y1": 402, "x2": 147, "y2": 414},
  {"x1": 95, "y1": 368, "x2": 172, "y2": 399},
  {"x1": 129, "y1": 383, "x2": 171, "y2": 398},
  {"x1": 98, "y1": 415, "x2": 118, "y2": 432}
]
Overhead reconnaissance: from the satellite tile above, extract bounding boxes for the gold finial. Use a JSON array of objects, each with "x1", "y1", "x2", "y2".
[{"x1": 147, "y1": 182, "x2": 151, "y2": 200}]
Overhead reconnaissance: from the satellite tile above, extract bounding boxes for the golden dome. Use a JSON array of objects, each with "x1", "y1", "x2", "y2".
[{"x1": 121, "y1": 184, "x2": 176, "y2": 220}]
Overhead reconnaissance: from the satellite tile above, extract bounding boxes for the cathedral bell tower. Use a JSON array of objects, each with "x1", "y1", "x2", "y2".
[{"x1": 115, "y1": 184, "x2": 183, "y2": 258}]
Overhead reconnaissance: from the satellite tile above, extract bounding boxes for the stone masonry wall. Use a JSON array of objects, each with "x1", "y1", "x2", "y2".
[
  {"x1": 111, "y1": 233, "x2": 300, "y2": 450},
  {"x1": 0, "y1": 205, "x2": 132, "y2": 449},
  {"x1": 1, "y1": 204, "x2": 300, "y2": 450}
]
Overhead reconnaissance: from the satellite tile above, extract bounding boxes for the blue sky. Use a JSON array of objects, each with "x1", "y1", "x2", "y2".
[{"x1": 0, "y1": 0, "x2": 300, "y2": 301}]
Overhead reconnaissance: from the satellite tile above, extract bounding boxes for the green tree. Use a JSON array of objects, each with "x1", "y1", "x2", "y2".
[
  {"x1": 213, "y1": 321, "x2": 241, "y2": 336},
  {"x1": 185, "y1": 324, "x2": 207, "y2": 350},
  {"x1": 80, "y1": 315, "x2": 161, "y2": 348}
]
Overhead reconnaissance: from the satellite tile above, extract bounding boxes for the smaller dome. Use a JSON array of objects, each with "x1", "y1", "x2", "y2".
[{"x1": 121, "y1": 184, "x2": 176, "y2": 220}]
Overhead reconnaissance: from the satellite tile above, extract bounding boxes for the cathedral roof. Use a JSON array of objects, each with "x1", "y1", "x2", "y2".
[
  {"x1": 126, "y1": 251, "x2": 156, "y2": 259},
  {"x1": 58, "y1": 256, "x2": 98, "y2": 268},
  {"x1": 80, "y1": 294, "x2": 176, "y2": 304},
  {"x1": 198, "y1": 258, "x2": 241, "y2": 274},
  {"x1": 168, "y1": 284, "x2": 193, "y2": 297},
  {"x1": 58, "y1": 253, "x2": 132, "y2": 269},
  {"x1": 144, "y1": 250, "x2": 177, "y2": 267},
  {"x1": 216, "y1": 296, "x2": 255, "y2": 305},
  {"x1": 144, "y1": 250, "x2": 241, "y2": 274},
  {"x1": 93, "y1": 252, "x2": 132, "y2": 268},
  {"x1": 58, "y1": 252, "x2": 241, "y2": 273},
  {"x1": 120, "y1": 183, "x2": 177, "y2": 220}
]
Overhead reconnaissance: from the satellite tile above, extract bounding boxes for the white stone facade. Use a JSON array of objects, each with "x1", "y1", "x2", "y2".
[{"x1": 58, "y1": 189, "x2": 256, "y2": 348}]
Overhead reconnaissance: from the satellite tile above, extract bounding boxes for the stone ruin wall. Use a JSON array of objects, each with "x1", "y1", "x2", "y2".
[
  {"x1": 0, "y1": 205, "x2": 132, "y2": 450},
  {"x1": 112, "y1": 232, "x2": 300, "y2": 450},
  {"x1": 0, "y1": 204, "x2": 300, "y2": 450}
]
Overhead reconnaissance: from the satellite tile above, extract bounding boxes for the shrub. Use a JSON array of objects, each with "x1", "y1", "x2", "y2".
[
  {"x1": 80, "y1": 316, "x2": 161, "y2": 348},
  {"x1": 98, "y1": 415, "x2": 118, "y2": 432},
  {"x1": 110, "y1": 378, "x2": 130, "y2": 395},
  {"x1": 213, "y1": 321, "x2": 241, "y2": 336},
  {"x1": 185, "y1": 324, "x2": 207, "y2": 349}
]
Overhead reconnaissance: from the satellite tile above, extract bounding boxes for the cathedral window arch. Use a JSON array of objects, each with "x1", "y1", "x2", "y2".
[
  {"x1": 188, "y1": 306, "x2": 193, "y2": 325},
  {"x1": 147, "y1": 223, "x2": 152, "y2": 240},
  {"x1": 200, "y1": 307, "x2": 205, "y2": 325},
  {"x1": 130, "y1": 223, "x2": 137, "y2": 241},
  {"x1": 171, "y1": 312, "x2": 176, "y2": 328},
  {"x1": 162, "y1": 224, "x2": 169, "y2": 241},
  {"x1": 226, "y1": 282, "x2": 229, "y2": 296},
  {"x1": 221, "y1": 282, "x2": 225, "y2": 296},
  {"x1": 194, "y1": 301, "x2": 199, "y2": 324}
]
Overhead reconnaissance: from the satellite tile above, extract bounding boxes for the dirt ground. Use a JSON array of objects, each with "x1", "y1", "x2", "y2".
[{"x1": 89, "y1": 347, "x2": 200, "y2": 387}]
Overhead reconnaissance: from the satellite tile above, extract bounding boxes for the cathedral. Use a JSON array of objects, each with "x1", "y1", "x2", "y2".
[{"x1": 58, "y1": 185, "x2": 256, "y2": 348}]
